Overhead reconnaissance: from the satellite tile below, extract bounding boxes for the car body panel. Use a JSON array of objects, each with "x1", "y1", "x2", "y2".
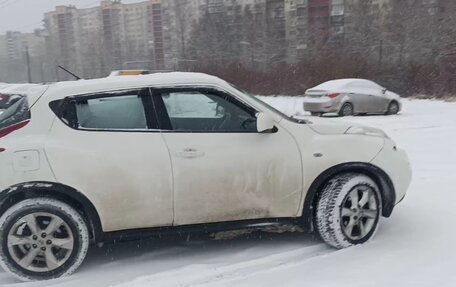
[
  {"x1": 44, "y1": 119, "x2": 174, "y2": 232},
  {"x1": 279, "y1": 120, "x2": 388, "y2": 215},
  {"x1": 371, "y1": 140, "x2": 412, "y2": 203},
  {"x1": 162, "y1": 129, "x2": 303, "y2": 226}
]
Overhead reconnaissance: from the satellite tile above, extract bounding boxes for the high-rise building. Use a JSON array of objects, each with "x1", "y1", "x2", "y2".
[
  {"x1": 44, "y1": 5, "x2": 81, "y2": 79},
  {"x1": 285, "y1": 0, "x2": 308, "y2": 62},
  {"x1": 2, "y1": 0, "x2": 449, "y2": 82},
  {"x1": 43, "y1": 0, "x2": 171, "y2": 80},
  {"x1": 0, "y1": 35, "x2": 6, "y2": 62},
  {"x1": 0, "y1": 30, "x2": 47, "y2": 83}
]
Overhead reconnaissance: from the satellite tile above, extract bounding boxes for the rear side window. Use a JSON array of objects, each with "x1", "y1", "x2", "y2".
[
  {"x1": 0, "y1": 96, "x2": 30, "y2": 130},
  {"x1": 51, "y1": 91, "x2": 149, "y2": 131}
]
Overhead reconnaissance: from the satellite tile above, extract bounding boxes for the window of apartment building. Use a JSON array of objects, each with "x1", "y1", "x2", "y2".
[
  {"x1": 331, "y1": 4, "x2": 344, "y2": 16},
  {"x1": 297, "y1": 7, "x2": 306, "y2": 17}
]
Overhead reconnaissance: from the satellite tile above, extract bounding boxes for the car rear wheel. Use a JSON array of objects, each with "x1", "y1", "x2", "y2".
[
  {"x1": 0, "y1": 198, "x2": 89, "y2": 281},
  {"x1": 339, "y1": 103, "x2": 354, "y2": 117},
  {"x1": 387, "y1": 101, "x2": 399, "y2": 115},
  {"x1": 316, "y1": 173, "x2": 381, "y2": 249}
]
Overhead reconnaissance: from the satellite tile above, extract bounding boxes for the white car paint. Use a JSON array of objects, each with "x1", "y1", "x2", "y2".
[{"x1": 0, "y1": 73, "x2": 411, "y2": 232}]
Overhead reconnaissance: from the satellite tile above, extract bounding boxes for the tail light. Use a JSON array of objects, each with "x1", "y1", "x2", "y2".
[
  {"x1": 0, "y1": 120, "x2": 30, "y2": 139},
  {"x1": 328, "y1": 93, "x2": 340, "y2": 99}
]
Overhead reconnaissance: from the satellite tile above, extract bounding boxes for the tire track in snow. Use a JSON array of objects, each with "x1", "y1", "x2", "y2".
[{"x1": 111, "y1": 244, "x2": 331, "y2": 287}]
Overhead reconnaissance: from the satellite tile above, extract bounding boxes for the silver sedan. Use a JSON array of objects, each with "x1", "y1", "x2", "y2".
[{"x1": 303, "y1": 79, "x2": 402, "y2": 117}]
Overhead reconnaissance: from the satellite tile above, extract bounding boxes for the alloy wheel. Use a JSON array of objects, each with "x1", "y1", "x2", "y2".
[
  {"x1": 340, "y1": 186, "x2": 379, "y2": 240},
  {"x1": 341, "y1": 103, "x2": 353, "y2": 116},
  {"x1": 389, "y1": 102, "x2": 399, "y2": 114},
  {"x1": 7, "y1": 212, "x2": 74, "y2": 273}
]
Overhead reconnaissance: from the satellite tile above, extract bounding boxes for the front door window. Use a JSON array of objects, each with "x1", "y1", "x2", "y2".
[{"x1": 159, "y1": 90, "x2": 257, "y2": 132}]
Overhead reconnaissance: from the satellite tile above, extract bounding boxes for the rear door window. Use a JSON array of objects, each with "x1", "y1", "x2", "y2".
[
  {"x1": 51, "y1": 90, "x2": 154, "y2": 131},
  {"x1": 76, "y1": 95, "x2": 147, "y2": 130}
]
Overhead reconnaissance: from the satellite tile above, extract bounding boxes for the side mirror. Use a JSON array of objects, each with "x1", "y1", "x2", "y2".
[
  {"x1": 257, "y1": 112, "x2": 276, "y2": 133},
  {"x1": 382, "y1": 88, "x2": 387, "y2": 94}
]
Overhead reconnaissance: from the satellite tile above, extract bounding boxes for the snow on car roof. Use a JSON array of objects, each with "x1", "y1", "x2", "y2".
[
  {"x1": 308, "y1": 79, "x2": 382, "y2": 91},
  {"x1": 45, "y1": 72, "x2": 229, "y2": 100}
]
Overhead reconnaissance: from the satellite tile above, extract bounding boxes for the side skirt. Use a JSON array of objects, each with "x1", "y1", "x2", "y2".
[{"x1": 100, "y1": 218, "x2": 306, "y2": 244}]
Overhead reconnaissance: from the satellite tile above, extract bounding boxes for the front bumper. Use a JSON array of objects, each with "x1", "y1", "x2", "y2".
[
  {"x1": 303, "y1": 100, "x2": 341, "y2": 113},
  {"x1": 371, "y1": 140, "x2": 412, "y2": 205}
]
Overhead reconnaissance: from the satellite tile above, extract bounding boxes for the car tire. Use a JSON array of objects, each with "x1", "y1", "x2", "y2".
[
  {"x1": 339, "y1": 103, "x2": 354, "y2": 117},
  {"x1": 316, "y1": 173, "x2": 382, "y2": 249},
  {"x1": 386, "y1": 101, "x2": 399, "y2": 115},
  {"x1": 0, "y1": 198, "x2": 89, "y2": 281}
]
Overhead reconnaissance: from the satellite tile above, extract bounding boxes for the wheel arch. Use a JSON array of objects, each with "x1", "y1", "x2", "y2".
[
  {"x1": 301, "y1": 162, "x2": 396, "y2": 231},
  {"x1": 387, "y1": 100, "x2": 400, "y2": 113},
  {"x1": 339, "y1": 101, "x2": 354, "y2": 116},
  {"x1": 0, "y1": 182, "x2": 103, "y2": 243},
  {"x1": 390, "y1": 99, "x2": 399, "y2": 105}
]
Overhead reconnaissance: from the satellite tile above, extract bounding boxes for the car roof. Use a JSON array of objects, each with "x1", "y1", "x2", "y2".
[
  {"x1": 44, "y1": 72, "x2": 229, "y2": 101},
  {"x1": 309, "y1": 78, "x2": 382, "y2": 91}
]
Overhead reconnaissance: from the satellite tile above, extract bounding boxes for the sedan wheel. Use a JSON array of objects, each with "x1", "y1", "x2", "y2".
[
  {"x1": 316, "y1": 173, "x2": 381, "y2": 249},
  {"x1": 387, "y1": 101, "x2": 399, "y2": 115},
  {"x1": 0, "y1": 198, "x2": 89, "y2": 281},
  {"x1": 339, "y1": 103, "x2": 354, "y2": 117}
]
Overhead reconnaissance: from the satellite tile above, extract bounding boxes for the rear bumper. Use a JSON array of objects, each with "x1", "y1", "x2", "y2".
[{"x1": 303, "y1": 100, "x2": 341, "y2": 113}]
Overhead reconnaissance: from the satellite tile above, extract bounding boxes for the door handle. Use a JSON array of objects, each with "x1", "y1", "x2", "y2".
[{"x1": 175, "y1": 148, "x2": 205, "y2": 159}]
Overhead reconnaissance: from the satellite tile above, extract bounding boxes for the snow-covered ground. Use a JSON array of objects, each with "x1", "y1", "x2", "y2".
[{"x1": 2, "y1": 98, "x2": 456, "y2": 287}]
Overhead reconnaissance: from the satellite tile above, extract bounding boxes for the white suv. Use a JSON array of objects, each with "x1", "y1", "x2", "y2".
[{"x1": 0, "y1": 73, "x2": 411, "y2": 281}]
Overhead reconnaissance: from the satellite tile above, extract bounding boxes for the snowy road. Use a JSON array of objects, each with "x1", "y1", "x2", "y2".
[{"x1": 1, "y1": 99, "x2": 456, "y2": 287}]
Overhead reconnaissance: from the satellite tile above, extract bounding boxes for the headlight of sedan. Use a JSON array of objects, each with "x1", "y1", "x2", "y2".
[{"x1": 345, "y1": 126, "x2": 389, "y2": 138}]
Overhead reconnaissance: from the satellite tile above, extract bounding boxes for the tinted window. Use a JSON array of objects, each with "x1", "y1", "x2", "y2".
[
  {"x1": 52, "y1": 92, "x2": 149, "y2": 131},
  {"x1": 0, "y1": 96, "x2": 30, "y2": 130},
  {"x1": 163, "y1": 92, "x2": 222, "y2": 119},
  {"x1": 75, "y1": 94, "x2": 147, "y2": 130},
  {"x1": 160, "y1": 90, "x2": 257, "y2": 132}
]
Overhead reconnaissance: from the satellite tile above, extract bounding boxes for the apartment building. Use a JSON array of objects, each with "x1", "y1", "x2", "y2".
[
  {"x1": 190, "y1": 0, "x2": 290, "y2": 67},
  {"x1": 43, "y1": 0, "x2": 170, "y2": 79},
  {"x1": 0, "y1": 30, "x2": 47, "y2": 83},
  {"x1": 284, "y1": 0, "x2": 308, "y2": 62},
  {"x1": 6, "y1": 0, "x2": 447, "y2": 81},
  {"x1": 0, "y1": 34, "x2": 6, "y2": 61}
]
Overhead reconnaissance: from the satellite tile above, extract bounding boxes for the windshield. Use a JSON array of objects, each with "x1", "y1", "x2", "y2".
[{"x1": 0, "y1": 95, "x2": 30, "y2": 130}]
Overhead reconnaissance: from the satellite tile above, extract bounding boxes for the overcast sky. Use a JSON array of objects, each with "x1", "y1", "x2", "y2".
[{"x1": 0, "y1": 0, "x2": 144, "y2": 34}]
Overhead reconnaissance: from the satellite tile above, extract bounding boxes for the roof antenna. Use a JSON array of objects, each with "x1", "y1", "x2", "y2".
[{"x1": 58, "y1": 65, "x2": 82, "y2": 80}]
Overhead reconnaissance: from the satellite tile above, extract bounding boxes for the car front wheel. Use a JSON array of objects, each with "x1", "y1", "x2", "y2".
[
  {"x1": 316, "y1": 173, "x2": 382, "y2": 249},
  {"x1": 0, "y1": 198, "x2": 89, "y2": 281},
  {"x1": 387, "y1": 101, "x2": 399, "y2": 115}
]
